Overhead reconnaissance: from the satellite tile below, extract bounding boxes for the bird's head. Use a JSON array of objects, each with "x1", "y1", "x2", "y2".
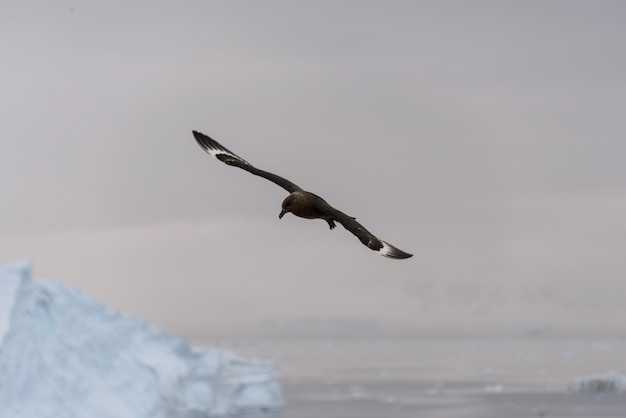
[{"x1": 279, "y1": 194, "x2": 295, "y2": 219}]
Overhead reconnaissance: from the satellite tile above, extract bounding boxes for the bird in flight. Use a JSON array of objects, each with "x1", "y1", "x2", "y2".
[{"x1": 193, "y1": 131, "x2": 412, "y2": 259}]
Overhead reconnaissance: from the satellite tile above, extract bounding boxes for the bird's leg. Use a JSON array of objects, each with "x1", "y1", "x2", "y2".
[{"x1": 326, "y1": 219, "x2": 337, "y2": 230}]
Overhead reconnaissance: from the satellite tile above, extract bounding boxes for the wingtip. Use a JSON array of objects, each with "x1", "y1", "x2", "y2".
[
  {"x1": 192, "y1": 130, "x2": 211, "y2": 153},
  {"x1": 192, "y1": 130, "x2": 206, "y2": 141},
  {"x1": 379, "y1": 241, "x2": 413, "y2": 260},
  {"x1": 192, "y1": 131, "x2": 250, "y2": 167},
  {"x1": 192, "y1": 130, "x2": 221, "y2": 154}
]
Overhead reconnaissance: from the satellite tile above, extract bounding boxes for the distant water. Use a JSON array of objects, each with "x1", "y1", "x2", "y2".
[{"x1": 199, "y1": 335, "x2": 626, "y2": 418}]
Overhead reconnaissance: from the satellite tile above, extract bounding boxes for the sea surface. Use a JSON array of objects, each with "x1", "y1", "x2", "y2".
[{"x1": 198, "y1": 333, "x2": 626, "y2": 418}]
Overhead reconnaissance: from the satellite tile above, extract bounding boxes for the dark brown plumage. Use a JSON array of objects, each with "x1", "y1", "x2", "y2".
[{"x1": 193, "y1": 130, "x2": 412, "y2": 259}]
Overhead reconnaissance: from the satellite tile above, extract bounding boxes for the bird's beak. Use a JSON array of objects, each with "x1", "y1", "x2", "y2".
[{"x1": 279, "y1": 210, "x2": 286, "y2": 219}]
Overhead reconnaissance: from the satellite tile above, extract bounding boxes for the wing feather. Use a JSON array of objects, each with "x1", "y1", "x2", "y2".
[
  {"x1": 325, "y1": 207, "x2": 413, "y2": 259},
  {"x1": 193, "y1": 131, "x2": 303, "y2": 193}
]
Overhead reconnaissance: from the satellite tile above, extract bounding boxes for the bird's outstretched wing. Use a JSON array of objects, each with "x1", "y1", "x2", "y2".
[
  {"x1": 324, "y1": 207, "x2": 413, "y2": 259},
  {"x1": 193, "y1": 131, "x2": 303, "y2": 193}
]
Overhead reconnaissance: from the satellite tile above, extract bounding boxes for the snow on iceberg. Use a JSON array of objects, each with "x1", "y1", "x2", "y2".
[
  {"x1": 0, "y1": 260, "x2": 283, "y2": 418},
  {"x1": 567, "y1": 371, "x2": 626, "y2": 394}
]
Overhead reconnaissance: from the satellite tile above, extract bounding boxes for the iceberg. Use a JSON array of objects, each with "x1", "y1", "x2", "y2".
[
  {"x1": 0, "y1": 260, "x2": 283, "y2": 418},
  {"x1": 567, "y1": 371, "x2": 626, "y2": 394}
]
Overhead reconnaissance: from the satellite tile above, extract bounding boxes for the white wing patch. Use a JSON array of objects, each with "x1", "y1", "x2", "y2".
[
  {"x1": 206, "y1": 145, "x2": 239, "y2": 160},
  {"x1": 193, "y1": 131, "x2": 250, "y2": 165},
  {"x1": 378, "y1": 241, "x2": 395, "y2": 257},
  {"x1": 377, "y1": 240, "x2": 412, "y2": 259}
]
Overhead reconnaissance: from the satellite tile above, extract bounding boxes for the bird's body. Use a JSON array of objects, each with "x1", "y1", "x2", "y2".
[
  {"x1": 193, "y1": 130, "x2": 412, "y2": 259},
  {"x1": 280, "y1": 190, "x2": 337, "y2": 228}
]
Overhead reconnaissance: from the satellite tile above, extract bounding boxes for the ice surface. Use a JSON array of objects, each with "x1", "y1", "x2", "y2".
[
  {"x1": 0, "y1": 260, "x2": 29, "y2": 346},
  {"x1": 567, "y1": 371, "x2": 626, "y2": 394},
  {"x1": 0, "y1": 261, "x2": 283, "y2": 418}
]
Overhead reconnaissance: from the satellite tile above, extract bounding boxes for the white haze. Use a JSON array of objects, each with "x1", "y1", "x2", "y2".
[{"x1": 1, "y1": 1, "x2": 626, "y2": 337}]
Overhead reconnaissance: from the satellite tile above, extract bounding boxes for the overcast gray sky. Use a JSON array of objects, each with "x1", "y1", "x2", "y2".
[{"x1": 2, "y1": 1, "x2": 626, "y2": 336}]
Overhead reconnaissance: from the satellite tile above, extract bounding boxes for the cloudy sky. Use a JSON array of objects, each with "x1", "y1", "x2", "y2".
[{"x1": 1, "y1": 1, "x2": 625, "y2": 336}]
